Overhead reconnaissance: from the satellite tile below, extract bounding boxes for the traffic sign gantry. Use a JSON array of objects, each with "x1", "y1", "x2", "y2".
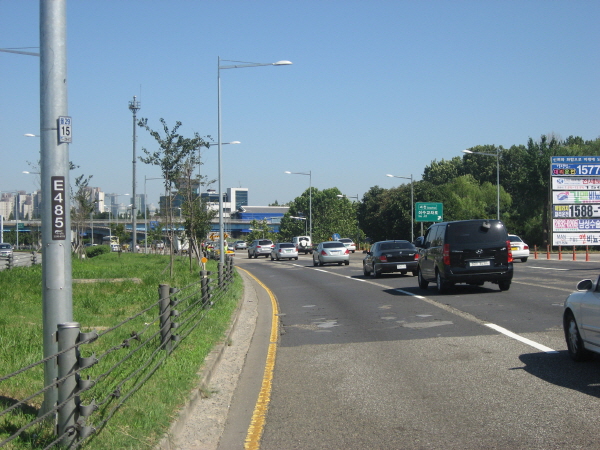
[{"x1": 416, "y1": 202, "x2": 443, "y2": 222}]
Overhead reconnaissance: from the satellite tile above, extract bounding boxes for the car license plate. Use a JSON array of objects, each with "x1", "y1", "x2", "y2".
[
  {"x1": 511, "y1": 247, "x2": 518, "y2": 251},
  {"x1": 396, "y1": 264, "x2": 406, "y2": 269},
  {"x1": 469, "y1": 261, "x2": 491, "y2": 267},
  {"x1": 330, "y1": 251, "x2": 340, "y2": 254}
]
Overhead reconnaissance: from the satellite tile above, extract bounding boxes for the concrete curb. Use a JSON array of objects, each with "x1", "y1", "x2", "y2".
[{"x1": 156, "y1": 270, "x2": 246, "y2": 450}]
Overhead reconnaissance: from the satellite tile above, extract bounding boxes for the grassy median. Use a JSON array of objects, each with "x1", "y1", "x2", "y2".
[{"x1": 0, "y1": 252, "x2": 243, "y2": 449}]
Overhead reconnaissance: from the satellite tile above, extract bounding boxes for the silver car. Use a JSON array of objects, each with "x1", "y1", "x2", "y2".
[
  {"x1": 313, "y1": 241, "x2": 350, "y2": 266},
  {"x1": 564, "y1": 275, "x2": 600, "y2": 361},
  {"x1": 0, "y1": 243, "x2": 13, "y2": 257},
  {"x1": 234, "y1": 240, "x2": 247, "y2": 250},
  {"x1": 271, "y1": 243, "x2": 299, "y2": 261},
  {"x1": 248, "y1": 239, "x2": 274, "y2": 258}
]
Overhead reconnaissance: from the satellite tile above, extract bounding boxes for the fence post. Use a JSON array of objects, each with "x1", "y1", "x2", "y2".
[
  {"x1": 558, "y1": 246, "x2": 562, "y2": 260},
  {"x1": 200, "y1": 270, "x2": 209, "y2": 305},
  {"x1": 573, "y1": 246, "x2": 576, "y2": 261},
  {"x1": 158, "y1": 284, "x2": 172, "y2": 353},
  {"x1": 7, "y1": 253, "x2": 13, "y2": 270},
  {"x1": 57, "y1": 322, "x2": 80, "y2": 446},
  {"x1": 534, "y1": 245, "x2": 538, "y2": 259},
  {"x1": 586, "y1": 245, "x2": 590, "y2": 262},
  {"x1": 31, "y1": 251, "x2": 37, "y2": 265},
  {"x1": 218, "y1": 262, "x2": 223, "y2": 288}
]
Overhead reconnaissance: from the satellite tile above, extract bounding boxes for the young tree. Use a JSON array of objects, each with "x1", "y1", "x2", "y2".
[
  {"x1": 71, "y1": 174, "x2": 95, "y2": 259},
  {"x1": 138, "y1": 118, "x2": 210, "y2": 277}
]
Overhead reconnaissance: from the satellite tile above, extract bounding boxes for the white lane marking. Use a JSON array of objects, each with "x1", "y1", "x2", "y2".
[
  {"x1": 524, "y1": 266, "x2": 568, "y2": 271},
  {"x1": 484, "y1": 323, "x2": 558, "y2": 354},
  {"x1": 298, "y1": 265, "x2": 560, "y2": 355}
]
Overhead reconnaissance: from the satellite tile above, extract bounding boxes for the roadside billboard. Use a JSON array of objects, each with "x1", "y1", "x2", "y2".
[{"x1": 551, "y1": 156, "x2": 600, "y2": 246}]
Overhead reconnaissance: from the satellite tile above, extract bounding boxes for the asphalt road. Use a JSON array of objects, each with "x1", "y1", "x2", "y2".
[{"x1": 224, "y1": 252, "x2": 600, "y2": 450}]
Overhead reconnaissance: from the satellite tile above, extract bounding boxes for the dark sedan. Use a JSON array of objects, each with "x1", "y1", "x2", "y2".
[{"x1": 363, "y1": 240, "x2": 419, "y2": 278}]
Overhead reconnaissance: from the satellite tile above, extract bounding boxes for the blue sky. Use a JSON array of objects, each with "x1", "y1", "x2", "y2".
[{"x1": 2, "y1": 1, "x2": 599, "y2": 208}]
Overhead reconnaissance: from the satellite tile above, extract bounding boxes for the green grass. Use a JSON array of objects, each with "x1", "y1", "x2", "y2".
[{"x1": 0, "y1": 252, "x2": 242, "y2": 449}]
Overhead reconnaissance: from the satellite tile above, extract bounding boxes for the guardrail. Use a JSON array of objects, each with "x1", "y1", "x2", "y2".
[
  {"x1": 0, "y1": 252, "x2": 40, "y2": 271},
  {"x1": 0, "y1": 256, "x2": 235, "y2": 448}
]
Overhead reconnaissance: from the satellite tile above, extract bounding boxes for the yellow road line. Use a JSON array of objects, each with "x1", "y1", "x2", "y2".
[{"x1": 237, "y1": 268, "x2": 279, "y2": 450}]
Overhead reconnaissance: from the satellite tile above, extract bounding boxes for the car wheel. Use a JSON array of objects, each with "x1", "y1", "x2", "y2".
[
  {"x1": 344, "y1": 260, "x2": 349, "y2": 265},
  {"x1": 371, "y1": 266, "x2": 380, "y2": 278},
  {"x1": 498, "y1": 280, "x2": 511, "y2": 291},
  {"x1": 338, "y1": 261, "x2": 343, "y2": 265},
  {"x1": 436, "y1": 271, "x2": 450, "y2": 294},
  {"x1": 319, "y1": 259, "x2": 324, "y2": 266},
  {"x1": 521, "y1": 257, "x2": 528, "y2": 262},
  {"x1": 248, "y1": 252, "x2": 252, "y2": 259},
  {"x1": 313, "y1": 258, "x2": 318, "y2": 266},
  {"x1": 271, "y1": 255, "x2": 274, "y2": 261},
  {"x1": 295, "y1": 257, "x2": 298, "y2": 260},
  {"x1": 276, "y1": 255, "x2": 280, "y2": 261},
  {"x1": 412, "y1": 270, "x2": 418, "y2": 277},
  {"x1": 564, "y1": 312, "x2": 593, "y2": 362},
  {"x1": 400, "y1": 271, "x2": 407, "y2": 275},
  {"x1": 254, "y1": 253, "x2": 258, "y2": 259},
  {"x1": 418, "y1": 269, "x2": 429, "y2": 289},
  {"x1": 363, "y1": 265, "x2": 370, "y2": 276}
]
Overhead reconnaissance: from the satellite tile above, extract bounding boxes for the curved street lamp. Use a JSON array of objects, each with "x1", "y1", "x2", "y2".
[
  {"x1": 386, "y1": 174, "x2": 414, "y2": 242},
  {"x1": 217, "y1": 57, "x2": 292, "y2": 265},
  {"x1": 462, "y1": 149, "x2": 500, "y2": 220}
]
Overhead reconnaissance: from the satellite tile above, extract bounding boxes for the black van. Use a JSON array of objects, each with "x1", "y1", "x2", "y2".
[{"x1": 414, "y1": 219, "x2": 513, "y2": 293}]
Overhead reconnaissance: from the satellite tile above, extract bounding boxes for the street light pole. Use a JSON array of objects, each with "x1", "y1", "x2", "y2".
[
  {"x1": 336, "y1": 194, "x2": 360, "y2": 249},
  {"x1": 462, "y1": 149, "x2": 500, "y2": 220},
  {"x1": 285, "y1": 171, "x2": 312, "y2": 243},
  {"x1": 218, "y1": 57, "x2": 292, "y2": 266},
  {"x1": 129, "y1": 96, "x2": 140, "y2": 252},
  {"x1": 386, "y1": 174, "x2": 414, "y2": 242}
]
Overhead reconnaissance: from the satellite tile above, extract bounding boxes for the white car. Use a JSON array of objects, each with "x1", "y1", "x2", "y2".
[
  {"x1": 338, "y1": 238, "x2": 356, "y2": 253},
  {"x1": 0, "y1": 243, "x2": 13, "y2": 257},
  {"x1": 508, "y1": 234, "x2": 529, "y2": 262},
  {"x1": 313, "y1": 241, "x2": 350, "y2": 266},
  {"x1": 293, "y1": 236, "x2": 313, "y2": 254},
  {"x1": 564, "y1": 275, "x2": 600, "y2": 361},
  {"x1": 270, "y1": 243, "x2": 299, "y2": 261}
]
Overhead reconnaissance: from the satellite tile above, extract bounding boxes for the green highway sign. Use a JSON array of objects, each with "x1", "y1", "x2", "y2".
[{"x1": 416, "y1": 202, "x2": 443, "y2": 222}]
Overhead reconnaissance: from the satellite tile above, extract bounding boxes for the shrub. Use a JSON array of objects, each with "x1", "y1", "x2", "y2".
[{"x1": 86, "y1": 245, "x2": 111, "y2": 258}]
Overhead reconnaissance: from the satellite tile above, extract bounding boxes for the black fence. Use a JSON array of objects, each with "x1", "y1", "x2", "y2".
[{"x1": 0, "y1": 257, "x2": 235, "y2": 448}]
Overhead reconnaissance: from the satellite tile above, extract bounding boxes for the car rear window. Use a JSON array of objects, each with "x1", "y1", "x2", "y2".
[
  {"x1": 279, "y1": 243, "x2": 295, "y2": 248},
  {"x1": 380, "y1": 242, "x2": 414, "y2": 251},
  {"x1": 323, "y1": 242, "x2": 345, "y2": 248},
  {"x1": 446, "y1": 221, "x2": 508, "y2": 245},
  {"x1": 508, "y1": 235, "x2": 522, "y2": 243}
]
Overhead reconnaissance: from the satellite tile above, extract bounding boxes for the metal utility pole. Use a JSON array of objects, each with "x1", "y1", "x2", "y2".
[
  {"x1": 129, "y1": 96, "x2": 140, "y2": 252},
  {"x1": 40, "y1": 0, "x2": 73, "y2": 413}
]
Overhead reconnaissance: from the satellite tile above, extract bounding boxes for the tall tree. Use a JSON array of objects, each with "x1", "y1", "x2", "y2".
[{"x1": 139, "y1": 118, "x2": 209, "y2": 277}]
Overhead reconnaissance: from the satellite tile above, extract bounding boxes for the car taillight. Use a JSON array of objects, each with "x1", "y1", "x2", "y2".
[
  {"x1": 523, "y1": 244, "x2": 529, "y2": 250},
  {"x1": 443, "y1": 244, "x2": 451, "y2": 265},
  {"x1": 414, "y1": 253, "x2": 420, "y2": 261},
  {"x1": 278, "y1": 248, "x2": 282, "y2": 253},
  {"x1": 321, "y1": 250, "x2": 327, "y2": 256},
  {"x1": 380, "y1": 255, "x2": 388, "y2": 263},
  {"x1": 507, "y1": 240, "x2": 513, "y2": 263},
  {"x1": 344, "y1": 249, "x2": 349, "y2": 255}
]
